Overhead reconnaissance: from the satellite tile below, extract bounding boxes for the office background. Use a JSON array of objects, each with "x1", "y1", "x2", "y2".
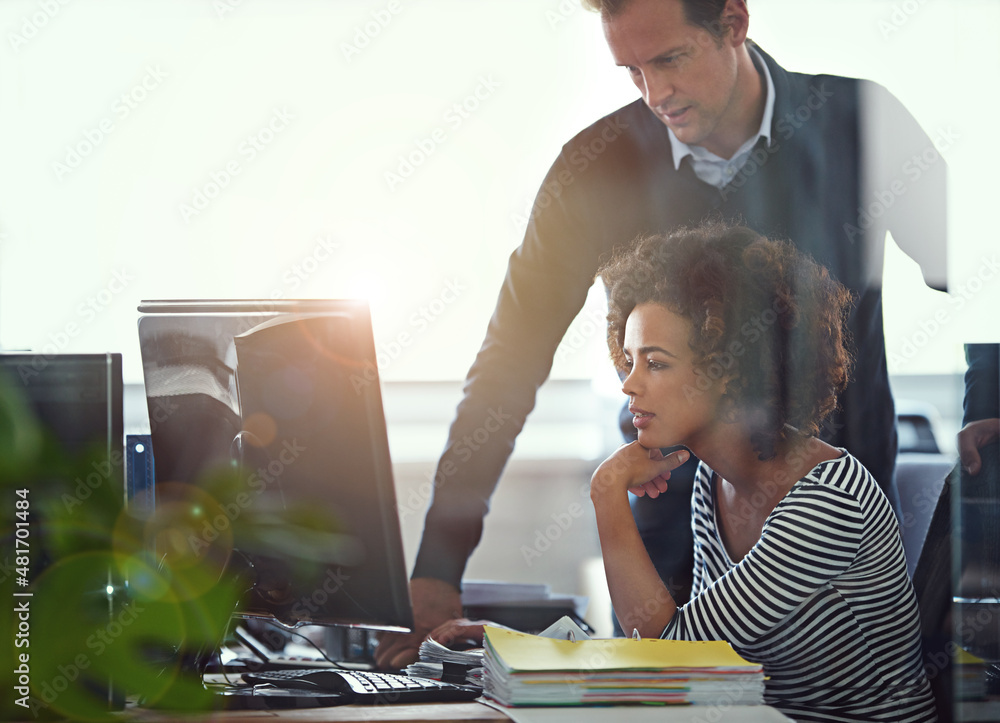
[{"x1": 0, "y1": 0, "x2": 993, "y2": 634}]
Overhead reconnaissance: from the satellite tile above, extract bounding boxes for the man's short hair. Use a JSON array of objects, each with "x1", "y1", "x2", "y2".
[{"x1": 582, "y1": 0, "x2": 731, "y2": 39}]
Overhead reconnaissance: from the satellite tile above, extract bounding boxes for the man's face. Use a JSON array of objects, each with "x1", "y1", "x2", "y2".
[{"x1": 603, "y1": 0, "x2": 748, "y2": 158}]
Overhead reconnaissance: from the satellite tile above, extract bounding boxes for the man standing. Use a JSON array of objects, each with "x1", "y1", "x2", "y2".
[{"x1": 376, "y1": 0, "x2": 946, "y2": 667}]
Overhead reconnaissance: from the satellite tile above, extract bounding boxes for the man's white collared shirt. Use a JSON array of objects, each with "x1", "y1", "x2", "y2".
[{"x1": 667, "y1": 48, "x2": 776, "y2": 189}]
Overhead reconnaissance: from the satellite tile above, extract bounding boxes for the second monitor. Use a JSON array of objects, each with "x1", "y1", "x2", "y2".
[{"x1": 136, "y1": 299, "x2": 413, "y2": 636}]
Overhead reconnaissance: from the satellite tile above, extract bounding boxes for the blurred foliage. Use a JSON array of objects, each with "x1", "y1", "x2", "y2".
[{"x1": 0, "y1": 374, "x2": 243, "y2": 720}]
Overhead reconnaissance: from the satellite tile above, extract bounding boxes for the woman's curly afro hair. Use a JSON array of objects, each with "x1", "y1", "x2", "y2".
[{"x1": 599, "y1": 221, "x2": 855, "y2": 460}]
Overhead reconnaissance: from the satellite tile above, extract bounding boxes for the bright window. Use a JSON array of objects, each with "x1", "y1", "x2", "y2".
[{"x1": 0, "y1": 0, "x2": 991, "y2": 383}]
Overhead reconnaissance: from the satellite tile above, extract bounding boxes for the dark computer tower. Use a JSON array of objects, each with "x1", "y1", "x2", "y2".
[{"x1": 0, "y1": 353, "x2": 125, "y2": 719}]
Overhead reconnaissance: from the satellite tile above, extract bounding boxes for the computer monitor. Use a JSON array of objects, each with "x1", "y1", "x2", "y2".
[{"x1": 136, "y1": 299, "x2": 413, "y2": 634}]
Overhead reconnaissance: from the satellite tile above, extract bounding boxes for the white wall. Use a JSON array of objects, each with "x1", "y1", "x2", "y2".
[
  {"x1": 1, "y1": 0, "x2": 996, "y2": 386},
  {"x1": 6, "y1": 0, "x2": 990, "y2": 632}
]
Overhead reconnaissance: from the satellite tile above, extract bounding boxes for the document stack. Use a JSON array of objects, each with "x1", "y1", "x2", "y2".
[
  {"x1": 406, "y1": 637, "x2": 485, "y2": 688},
  {"x1": 483, "y1": 626, "x2": 764, "y2": 706}
]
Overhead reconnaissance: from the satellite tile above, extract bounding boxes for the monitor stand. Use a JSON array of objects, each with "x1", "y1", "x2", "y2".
[
  {"x1": 139, "y1": 548, "x2": 389, "y2": 712},
  {"x1": 136, "y1": 551, "x2": 358, "y2": 711}
]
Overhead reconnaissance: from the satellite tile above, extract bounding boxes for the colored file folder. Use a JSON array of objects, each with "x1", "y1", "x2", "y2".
[{"x1": 483, "y1": 625, "x2": 764, "y2": 706}]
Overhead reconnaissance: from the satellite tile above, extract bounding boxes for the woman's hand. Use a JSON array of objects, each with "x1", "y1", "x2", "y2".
[
  {"x1": 591, "y1": 442, "x2": 689, "y2": 501},
  {"x1": 590, "y1": 442, "x2": 685, "y2": 638}
]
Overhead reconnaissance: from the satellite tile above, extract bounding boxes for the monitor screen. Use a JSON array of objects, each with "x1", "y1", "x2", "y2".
[
  {"x1": 136, "y1": 299, "x2": 412, "y2": 632},
  {"x1": 0, "y1": 353, "x2": 123, "y2": 461}
]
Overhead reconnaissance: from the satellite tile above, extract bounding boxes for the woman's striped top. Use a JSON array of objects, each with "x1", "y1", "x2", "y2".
[{"x1": 660, "y1": 451, "x2": 937, "y2": 721}]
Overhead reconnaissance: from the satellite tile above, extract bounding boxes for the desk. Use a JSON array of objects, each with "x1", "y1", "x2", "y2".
[
  {"x1": 131, "y1": 700, "x2": 791, "y2": 722},
  {"x1": 133, "y1": 700, "x2": 504, "y2": 722}
]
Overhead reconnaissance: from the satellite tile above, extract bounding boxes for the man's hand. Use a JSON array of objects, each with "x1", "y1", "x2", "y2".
[
  {"x1": 958, "y1": 418, "x2": 1000, "y2": 475},
  {"x1": 374, "y1": 577, "x2": 462, "y2": 669},
  {"x1": 426, "y1": 617, "x2": 494, "y2": 649}
]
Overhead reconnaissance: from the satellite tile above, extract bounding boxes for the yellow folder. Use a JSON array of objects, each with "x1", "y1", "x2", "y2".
[{"x1": 484, "y1": 626, "x2": 759, "y2": 672}]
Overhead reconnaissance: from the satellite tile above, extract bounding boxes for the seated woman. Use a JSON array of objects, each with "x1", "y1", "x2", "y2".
[{"x1": 593, "y1": 222, "x2": 936, "y2": 722}]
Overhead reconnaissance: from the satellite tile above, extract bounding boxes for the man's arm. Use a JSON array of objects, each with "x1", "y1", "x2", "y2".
[
  {"x1": 410, "y1": 187, "x2": 600, "y2": 587},
  {"x1": 373, "y1": 102, "x2": 664, "y2": 668},
  {"x1": 410, "y1": 104, "x2": 655, "y2": 590},
  {"x1": 375, "y1": 206, "x2": 597, "y2": 666},
  {"x1": 962, "y1": 343, "x2": 1000, "y2": 424},
  {"x1": 374, "y1": 117, "x2": 643, "y2": 667}
]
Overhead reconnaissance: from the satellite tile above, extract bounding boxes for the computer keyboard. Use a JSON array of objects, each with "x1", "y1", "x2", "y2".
[{"x1": 243, "y1": 668, "x2": 482, "y2": 704}]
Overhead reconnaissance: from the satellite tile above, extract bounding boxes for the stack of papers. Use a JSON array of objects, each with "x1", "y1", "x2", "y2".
[
  {"x1": 405, "y1": 616, "x2": 592, "y2": 689},
  {"x1": 406, "y1": 637, "x2": 485, "y2": 687},
  {"x1": 483, "y1": 626, "x2": 764, "y2": 707}
]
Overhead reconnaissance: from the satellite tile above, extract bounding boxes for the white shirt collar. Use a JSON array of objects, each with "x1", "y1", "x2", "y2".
[{"x1": 667, "y1": 46, "x2": 776, "y2": 170}]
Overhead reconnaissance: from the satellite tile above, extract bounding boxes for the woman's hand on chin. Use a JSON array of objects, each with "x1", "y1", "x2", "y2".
[
  {"x1": 630, "y1": 468, "x2": 669, "y2": 499},
  {"x1": 591, "y1": 442, "x2": 689, "y2": 502}
]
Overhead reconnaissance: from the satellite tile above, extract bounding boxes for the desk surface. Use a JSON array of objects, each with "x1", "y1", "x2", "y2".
[
  {"x1": 131, "y1": 700, "x2": 791, "y2": 723},
  {"x1": 132, "y1": 700, "x2": 504, "y2": 722}
]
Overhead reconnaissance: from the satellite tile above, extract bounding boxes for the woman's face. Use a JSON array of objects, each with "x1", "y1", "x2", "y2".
[{"x1": 621, "y1": 302, "x2": 726, "y2": 451}]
